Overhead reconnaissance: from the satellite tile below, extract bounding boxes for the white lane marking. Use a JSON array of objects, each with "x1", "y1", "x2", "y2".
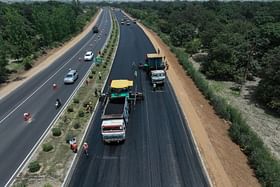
[
  {"x1": 0, "y1": 13, "x2": 106, "y2": 125},
  {"x1": 5, "y1": 9, "x2": 110, "y2": 187}
]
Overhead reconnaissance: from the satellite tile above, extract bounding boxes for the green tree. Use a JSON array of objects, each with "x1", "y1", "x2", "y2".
[
  {"x1": 256, "y1": 47, "x2": 280, "y2": 113},
  {"x1": 0, "y1": 36, "x2": 8, "y2": 83},
  {"x1": 170, "y1": 23, "x2": 195, "y2": 46}
]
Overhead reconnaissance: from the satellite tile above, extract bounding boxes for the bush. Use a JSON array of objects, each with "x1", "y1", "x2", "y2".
[
  {"x1": 91, "y1": 70, "x2": 96, "y2": 74},
  {"x1": 73, "y1": 123, "x2": 80, "y2": 129},
  {"x1": 28, "y1": 161, "x2": 41, "y2": 173},
  {"x1": 78, "y1": 111, "x2": 84, "y2": 117},
  {"x1": 67, "y1": 107, "x2": 74, "y2": 112},
  {"x1": 52, "y1": 128, "x2": 61, "y2": 136},
  {"x1": 43, "y1": 184, "x2": 53, "y2": 187},
  {"x1": 42, "y1": 143, "x2": 54, "y2": 152},
  {"x1": 23, "y1": 57, "x2": 32, "y2": 70},
  {"x1": 65, "y1": 133, "x2": 74, "y2": 144},
  {"x1": 73, "y1": 98, "x2": 79, "y2": 104},
  {"x1": 23, "y1": 59, "x2": 32, "y2": 70},
  {"x1": 89, "y1": 75, "x2": 93, "y2": 79},
  {"x1": 103, "y1": 65, "x2": 107, "y2": 68}
]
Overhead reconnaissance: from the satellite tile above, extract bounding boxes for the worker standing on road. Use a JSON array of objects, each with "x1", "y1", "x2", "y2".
[
  {"x1": 70, "y1": 137, "x2": 78, "y2": 153},
  {"x1": 83, "y1": 142, "x2": 89, "y2": 156},
  {"x1": 23, "y1": 112, "x2": 32, "y2": 122},
  {"x1": 98, "y1": 72, "x2": 102, "y2": 80},
  {"x1": 52, "y1": 83, "x2": 57, "y2": 90}
]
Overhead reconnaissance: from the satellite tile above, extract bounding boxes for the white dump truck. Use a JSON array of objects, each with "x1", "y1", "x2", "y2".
[{"x1": 101, "y1": 97, "x2": 129, "y2": 143}]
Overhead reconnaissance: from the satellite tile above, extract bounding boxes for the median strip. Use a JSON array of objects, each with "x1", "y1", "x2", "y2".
[{"x1": 12, "y1": 10, "x2": 120, "y2": 187}]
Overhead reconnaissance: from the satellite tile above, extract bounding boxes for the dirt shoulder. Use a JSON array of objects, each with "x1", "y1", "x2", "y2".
[
  {"x1": 133, "y1": 19, "x2": 260, "y2": 187},
  {"x1": 0, "y1": 9, "x2": 102, "y2": 100}
]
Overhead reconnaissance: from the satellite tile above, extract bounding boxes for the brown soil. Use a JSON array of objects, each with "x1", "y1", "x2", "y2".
[
  {"x1": 132, "y1": 18, "x2": 260, "y2": 187},
  {"x1": 0, "y1": 10, "x2": 102, "y2": 99}
]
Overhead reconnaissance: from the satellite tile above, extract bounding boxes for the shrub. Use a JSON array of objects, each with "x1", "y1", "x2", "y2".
[
  {"x1": 52, "y1": 128, "x2": 61, "y2": 136},
  {"x1": 43, "y1": 184, "x2": 53, "y2": 187},
  {"x1": 78, "y1": 111, "x2": 84, "y2": 117},
  {"x1": 73, "y1": 98, "x2": 79, "y2": 104},
  {"x1": 28, "y1": 161, "x2": 41, "y2": 173},
  {"x1": 89, "y1": 75, "x2": 93, "y2": 79},
  {"x1": 73, "y1": 123, "x2": 80, "y2": 129},
  {"x1": 42, "y1": 143, "x2": 54, "y2": 152},
  {"x1": 103, "y1": 65, "x2": 107, "y2": 68},
  {"x1": 23, "y1": 60, "x2": 32, "y2": 70},
  {"x1": 91, "y1": 70, "x2": 96, "y2": 74},
  {"x1": 65, "y1": 133, "x2": 74, "y2": 144},
  {"x1": 67, "y1": 107, "x2": 74, "y2": 112}
]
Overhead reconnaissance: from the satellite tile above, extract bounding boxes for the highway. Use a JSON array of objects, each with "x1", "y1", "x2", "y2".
[
  {"x1": 0, "y1": 8, "x2": 112, "y2": 186},
  {"x1": 68, "y1": 10, "x2": 209, "y2": 187}
]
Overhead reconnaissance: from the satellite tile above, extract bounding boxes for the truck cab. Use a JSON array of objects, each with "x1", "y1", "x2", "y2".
[
  {"x1": 101, "y1": 97, "x2": 129, "y2": 144},
  {"x1": 101, "y1": 119, "x2": 126, "y2": 143},
  {"x1": 144, "y1": 53, "x2": 166, "y2": 86},
  {"x1": 151, "y1": 70, "x2": 166, "y2": 85}
]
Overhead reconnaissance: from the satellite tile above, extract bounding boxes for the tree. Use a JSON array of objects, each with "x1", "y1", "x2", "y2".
[
  {"x1": 256, "y1": 47, "x2": 280, "y2": 114},
  {"x1": 170, "y1": 23, "x2": 195, "y2": 47},
  {"x1": 0, "y1": 36, "x2": 8, "y2": 83}
]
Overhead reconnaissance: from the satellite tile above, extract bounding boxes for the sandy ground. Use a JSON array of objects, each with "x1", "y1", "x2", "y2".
[
  {"x1": 0, "y1": 9, "x2": 102, "y2": 100},
  {"x1": 132, "y1": 19, "x2": 260, "y2": 187}
]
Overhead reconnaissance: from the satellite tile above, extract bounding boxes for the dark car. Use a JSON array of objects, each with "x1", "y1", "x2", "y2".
[{"x1": 92, "y1": 26, "x2": 99, "y2": 33}]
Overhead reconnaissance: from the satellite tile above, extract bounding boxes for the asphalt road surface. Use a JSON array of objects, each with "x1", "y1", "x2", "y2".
[
  {"x1": 68, "y1": 10, "x2": 209, "y2": 187},
  {"x1": 0, "y1": 8, "x2": 112, "y2": 187}
]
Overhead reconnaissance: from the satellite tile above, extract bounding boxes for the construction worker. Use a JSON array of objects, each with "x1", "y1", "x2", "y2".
[
  {"x1": 52, "y1": 83, "x2": 57, "y2": 90},
  {"x1": 23, "y1": 112, "x2": 31, "y2": 121},
  {"x1": 83, "y1": 142, "x2": 89, "y2": 156}
]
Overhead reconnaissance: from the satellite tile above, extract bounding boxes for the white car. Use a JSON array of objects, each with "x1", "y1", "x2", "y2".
[
  {"x1": 84, "y1": 51, "x2": 94, "y2": 61},
  {"x1": 64, "y1": 70, "x2": 78, "y2": 84}
]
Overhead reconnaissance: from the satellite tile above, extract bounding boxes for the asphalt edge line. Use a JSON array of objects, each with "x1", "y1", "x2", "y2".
[
  {"x1": 61, "y1": 9, "x2": 119, "y2": 187},
  {"x1": 122, "y1": 10, "x2": 213, "y2": 187},
  {"x1": 6, "y1": 9, "x2": 104, "y2": 187}
]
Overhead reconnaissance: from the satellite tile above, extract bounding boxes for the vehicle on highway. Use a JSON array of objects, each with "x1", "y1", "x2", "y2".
[
  {"x1": 151, "y1": 69, "x2": 166, "y2": 86},
  {"x1": 84, "y1": 51, "x2": 94, "y2": 61},
  {"x1": 64, "y1": 69, "x2": 78, "y2": 84},
  {"x1": 55, "y1": 98, "x2": 62, "y2": 109},
  {"x1": 126, "y1": 21, "x2": 130, "y2": 25},
  {"x1": 101, "y1": 96, "x2": 129, "y2": 144},
  {"x1": 92, "y1": 26, "x2": 99, "y2": 33},
  {"x1": 133, "y1": 19, "x2": 137, "y2": 23},
  {"x1": 108, "y1": 79, "x2": 144, "y2": 101},
  {"x1": 121, "y1": 21, "x2": 125, "y2": 25},
  {"x1": 140, "y1": 53, "x2": 166, "y2": 88}
]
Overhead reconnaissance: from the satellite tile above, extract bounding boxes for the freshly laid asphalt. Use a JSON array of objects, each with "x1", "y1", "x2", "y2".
[
  {"x1": 0, "y1": 8, "x2": 111, "y2": 186},
  {"x1": 68, "y1": 10, "x2": 209, "y2": 187}
]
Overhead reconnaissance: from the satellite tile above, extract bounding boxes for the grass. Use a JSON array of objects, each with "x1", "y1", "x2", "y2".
[{"x1": 13, "y1": 12, "x2": 120, "y2": 186}]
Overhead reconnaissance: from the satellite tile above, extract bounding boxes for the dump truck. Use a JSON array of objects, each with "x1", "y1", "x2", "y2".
[
  {"x1": 101, "y1": 96, "x2": 129, "y2": 144},
  {"x1": 140, "y1": 53, "x2": 166, "y2": 87},
  {"x1": 100, "y1": 80, "x2": 143, "y2": 144}
]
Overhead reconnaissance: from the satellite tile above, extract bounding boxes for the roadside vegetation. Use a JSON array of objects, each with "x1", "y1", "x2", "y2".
[
  {"x1": 0, "y1": 0, "x2": 96, "y2": 83},
  {"x1": 13, "y1": 10, "x2": 119, "y2": 187},
  {"x1": 118, "y1": 2, "x2": 280, "y2": 186}
]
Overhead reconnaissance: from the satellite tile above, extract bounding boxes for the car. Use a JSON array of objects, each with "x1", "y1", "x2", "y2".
[
  {"x1": 92, "y1": 26, "x2": 99, "y2": 33},
  {"x1": 84, "y1": 51, "x2": 94, "y2": 61},
  {"x1": 121, "y1": 21, "x2": 125, "y2": 25},
  {"x1": 64, "y1": 69, "x2": 78, "y2": 84},
  {"x1": 133, "y1": 19, "x2": 137, "y2": 24},
  {"x1": 126, "y1": 21, "x2": 130, "y2": 25}
]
